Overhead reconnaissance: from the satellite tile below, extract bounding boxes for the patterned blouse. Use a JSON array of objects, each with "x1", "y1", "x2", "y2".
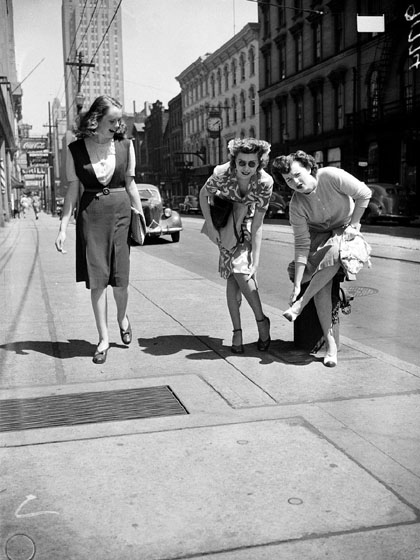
[{"x1": 204, "y1": 162, "x2": 273, "y2": 216}]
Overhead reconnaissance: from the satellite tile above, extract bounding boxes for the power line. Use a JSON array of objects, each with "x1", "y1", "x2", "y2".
[
  {"x1": 67, "y1": 0, "x2": 89, "y2": 60},
  {"x1": 74, "y1": 0, "x2": 100, "y2": 57},
  {"x1": 245, "y1": 0, "x2": 325, "y2": 15}
]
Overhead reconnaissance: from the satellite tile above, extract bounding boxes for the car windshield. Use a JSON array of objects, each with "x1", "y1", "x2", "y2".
[{"x1": 139, "y1": 188, "x2": 161, "y2": 202}]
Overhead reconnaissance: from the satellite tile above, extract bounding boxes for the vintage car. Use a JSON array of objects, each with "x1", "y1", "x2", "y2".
[
  {"x1": 362, "y1": 183, "x2": 415, "y2": 225},
  {"x1": 136, "y1": 184, "x2": 182, "y2": 242},
  {"x1": 266, "y1": 191, "x2": 289, "y2": 219},
  {"x1": 179, "y1": 195, "x2": 201, "y2": 214}
]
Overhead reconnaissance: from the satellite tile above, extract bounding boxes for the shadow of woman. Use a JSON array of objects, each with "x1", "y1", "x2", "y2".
[{"x1": 0, "y1": 339, "x2": 126, "y2": 359}]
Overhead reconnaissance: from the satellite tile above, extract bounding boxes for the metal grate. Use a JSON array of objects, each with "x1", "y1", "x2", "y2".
[
  {"x1": 0, "y1": 386, "x2": 188, "y2": 432},
  {"x1": 345, "y1": 286, "x2": 379, "y2": 298}
]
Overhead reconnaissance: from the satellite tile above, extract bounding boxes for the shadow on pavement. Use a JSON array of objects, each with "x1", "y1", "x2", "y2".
[{"x1": 0, "y1": 339, "x2": 126, "y2": 359}]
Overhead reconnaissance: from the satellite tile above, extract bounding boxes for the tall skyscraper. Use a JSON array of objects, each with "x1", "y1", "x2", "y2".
[{"x1": 62, "y1": 0, "x2": 124, "y2": 128}]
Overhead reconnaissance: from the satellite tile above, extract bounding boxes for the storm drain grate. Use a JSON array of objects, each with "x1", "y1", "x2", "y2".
[{"x1": 0, "y1": 386, "x2": 188, "y2": 432}]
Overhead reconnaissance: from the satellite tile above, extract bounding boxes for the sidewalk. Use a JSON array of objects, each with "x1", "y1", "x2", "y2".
[{"x1": 1, "y1": 214, "x2": 419, "y2": 560}]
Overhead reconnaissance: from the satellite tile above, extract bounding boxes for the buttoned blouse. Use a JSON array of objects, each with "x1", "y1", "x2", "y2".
[
  {"x1": 66, "y1": 137, "x2": 135, "y2": 185},
  {"x1": 204, "y1": 162, "x2": 273, "y2": 215}
]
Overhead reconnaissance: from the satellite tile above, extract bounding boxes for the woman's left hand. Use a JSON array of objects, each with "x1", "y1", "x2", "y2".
[{"x1": 245, "y1": 265, "x2": 258, "y2": 282}]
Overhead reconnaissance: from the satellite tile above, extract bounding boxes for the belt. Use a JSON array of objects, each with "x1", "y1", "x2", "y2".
[{"x1": 84, "y1": 187, "x2": 126, "y2": 198}]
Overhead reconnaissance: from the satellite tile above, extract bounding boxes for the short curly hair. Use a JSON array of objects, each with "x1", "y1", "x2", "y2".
[
  {"x1": 227, "y1": 137, "x2": 271, "y2": 171},
  {"x1": 75, "y1": 95, "x2": 127, "y2": 139},
  {"x1": 271, "y1": 150, "x2": 318, "y2": 184}
]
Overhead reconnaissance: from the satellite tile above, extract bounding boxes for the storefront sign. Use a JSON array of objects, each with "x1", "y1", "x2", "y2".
[
  {"x1": 20, "y1": 138, "x2": 48, "y2": 151},
  {"x1": 405, "y1": 4, "x2": 420, "y2": 70}
]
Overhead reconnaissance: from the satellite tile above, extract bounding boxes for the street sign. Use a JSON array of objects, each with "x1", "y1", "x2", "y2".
[{"x1": 20, "y1": 138, "x2": 48, "y2": 151}]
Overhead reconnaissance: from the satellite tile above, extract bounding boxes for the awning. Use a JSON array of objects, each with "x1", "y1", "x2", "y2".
[{"x1": 11, "y1": 175, "x2": 24, "y2": 189}]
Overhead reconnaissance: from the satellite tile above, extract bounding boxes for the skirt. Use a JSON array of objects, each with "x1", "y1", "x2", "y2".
[
  {"x1": 288, "y1": 226, "x2": 349, "y2": 284},
  {"x1": 76, "y1": 191, "x2": 131, "y2": 289},
  {"x1": 218, "y1": 220, "x2": 252, "y2": 279}
]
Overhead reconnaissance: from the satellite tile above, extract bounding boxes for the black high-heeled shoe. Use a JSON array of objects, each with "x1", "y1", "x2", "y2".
[
  {"x1": 257, "y1": 316, "x2": 271, "y2": 351},
  {"x1": 92, "y1": 345, "x2": 109, "y2": 364},
  {"x1": 231, "y1": 328, "x2": 244, "y2": 354},
  {"x1": 119, "y1": 316, "x2": 132, "y2": 345}
]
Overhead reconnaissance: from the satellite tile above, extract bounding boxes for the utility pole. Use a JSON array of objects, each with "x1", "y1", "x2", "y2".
[
  {"x1": 65, "y1": 51, "x2": 94, "y2": 114},
  {"x1": 43, "y1": 102, "x2": 56, "y2": 215}
]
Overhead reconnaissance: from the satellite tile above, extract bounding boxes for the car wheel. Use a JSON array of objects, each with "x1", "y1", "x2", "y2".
[{"x1": 171, "y1": 232, "x2": 180, "y2": 243}]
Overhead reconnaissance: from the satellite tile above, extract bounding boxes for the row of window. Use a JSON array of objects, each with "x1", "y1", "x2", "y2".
[{"x1": 184, "y1": 46, "x2": 256, "y2": 106}]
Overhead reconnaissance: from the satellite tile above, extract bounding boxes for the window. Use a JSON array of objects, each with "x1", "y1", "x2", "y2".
[
  {"x1": 401, "y1": 57, "x2": 415, "y2": 112},
  {"x1": 295, "y1": 30, "x2": 303, "y2": 72},
  {"x1": 313, "y1": 21, "x2": 322, "y2": 64},
  {"x1": 249, "y1": 126, "x2": 256, "y2": 137},
  {"x1": 217, "y1": 69, "x2": 222, "y2": 95},
  {"x1": 263, "y1": 102, "x2": 273, "y2": 143},
  {"x1": 239, "y1": 53, "x2": 246, "y2": 81},
  {"x1": 277, "y1": 1, "x2": 285, "y2": 28},
  {"x1": 278, "y1": 97, "x2": 287, "y2": 144},
  {"x1": 224, "y1": 65, "x2": 229, "y2": 91},
  {"x1": 240, "y1": 91, "x2": 246, "y2": 120},
  {"x1": 262, "y1": 5, "x2": 270, "y2": 38},
  {"x1": 334, "y1": 12, "x2": 344, "y2": 53},
  {"x1": 231, "y1": 59, "x2": 237, "y2": 86},
  {"x1": 232, "y1": 95, "x2": 237, "y2": 124},
  {"x1": 294, "y1": 93, "x2": 303, "y2": 139},
  {"x1": 225, "y1": 99, "x2": 230, "y2": 126},
  {"x1": 279, "y1": 40, "x2": 286, "y2": 80},
  {"x1": 327, "y1": 147, "x2": 341, "y2": 168},
  {"x1": 368, "y1": 69, "x2": 379, "y2": 118},
  {"x1": 263, "y1": 49, "x2": 272, "y2": 87},
  {"x1": 210, "y1": 74, "x2": 215, "y2": 98},
  {"x1": 335, "y1": 82, "x2": 344, "y2": 129},
  {"x1": 249, "y1": 86, "x2": 256, "y2": 116},
  {"x1": 248, "y1": 47, "x2": 256, "y2": 76},
  {"x1": 313, "y1": 90, "x2": 323, "y2": 135}
]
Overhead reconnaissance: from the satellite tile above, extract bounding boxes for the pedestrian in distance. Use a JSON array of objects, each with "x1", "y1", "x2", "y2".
[
  {"x1": 32, "y1": 194, "x2": 41, "y2": 220},
  {"x1": 200, "y1": 137, "x2": 273, "y2": 354},
  {"x1": 55, "y1": 95, "x2": 143, "y2": 364},
  {"x1": 20, "y1": 194, "x2": 30, "y2": 218},
  {"x1": 271, "y1": 150, "x2": 372, "y2": 367}
]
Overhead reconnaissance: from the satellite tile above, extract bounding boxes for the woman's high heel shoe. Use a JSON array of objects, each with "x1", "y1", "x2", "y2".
[
  {"x1": 231, "y1": 328, "x2": 244, "y2": 354},
  {"x1": 92, "y1": 345, "x2": 109, "y2": 365},
  {"x1": 257, "y1": 316, "x2": 271, "y2": 351},
  {"x1": 119, "y1": 316, "x2": 132, "y2": 345},
  {"x1": 324, "y1": 351, "x2": 338, "y2": 367}
]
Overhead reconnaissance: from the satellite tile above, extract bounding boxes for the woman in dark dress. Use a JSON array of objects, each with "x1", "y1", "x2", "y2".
[{"x1": 55, "y1": 95, "x2": 143, "y2": 364}]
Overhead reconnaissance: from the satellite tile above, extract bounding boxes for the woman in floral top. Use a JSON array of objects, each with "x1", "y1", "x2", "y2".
[{"x1": 199, "y1": 138, "x2": 273, "y2": 354}]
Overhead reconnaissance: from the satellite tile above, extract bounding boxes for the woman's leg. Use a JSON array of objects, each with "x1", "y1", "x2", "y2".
[
  {"x1": 91, "y1": 288, "x2": 109, "y2": 350},
  {"x1": 112, "y1": 286, "x2": 129, "y2": 330},
  {"x1": 284, "y1": 263, "x2": 341, "y2": 321},
  {"x1": 234, "y1": 273, "x2": 270, "y2": 341},
  {"x1": 226, "y1": 276, "x2": 243, "y2": 346},
  {"x1": 314, "y1": 280, "x2": 338, "y2": 365}
]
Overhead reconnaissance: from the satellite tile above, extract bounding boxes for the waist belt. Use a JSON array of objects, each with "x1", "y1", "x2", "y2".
[{"x1": 84, "y1": 187, "x2": 126, "y2": 198}]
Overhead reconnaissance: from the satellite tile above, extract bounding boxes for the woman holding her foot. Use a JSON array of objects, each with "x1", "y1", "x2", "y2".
[
  {"x1": 271, "y1": 150, "x2": 371, "y2": 367},
  {"x1": 55, "y1": 95, "x2": 143, "y2": 364},
  {"x1": 200, "y1": 138, "x2": 273, "y2": 354}
]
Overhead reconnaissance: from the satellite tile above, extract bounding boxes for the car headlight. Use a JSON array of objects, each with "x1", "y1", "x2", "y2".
[{"x1": 164, "y1": 208, "x2": 172, "y2": 218}]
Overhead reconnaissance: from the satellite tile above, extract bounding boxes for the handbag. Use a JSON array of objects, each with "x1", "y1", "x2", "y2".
[
  {"x1": 339, "y1": 230, "x2": 372, "y2": 275},
  {"x1": 210, "y1": 195, "x2": 233, "y2": 230},
  {"x1": 130, "y1": 206, "x2": 147, "y2": 245}
]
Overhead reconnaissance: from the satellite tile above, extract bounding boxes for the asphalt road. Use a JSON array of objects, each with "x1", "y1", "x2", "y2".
[{"x1": 139, "y1": 216, "x2": 420, "y2": 367}]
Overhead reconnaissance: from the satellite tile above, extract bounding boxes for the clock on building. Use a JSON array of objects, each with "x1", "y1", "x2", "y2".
[{"x1": 206, "y1": 116, "x2": 222, "y2": 132}]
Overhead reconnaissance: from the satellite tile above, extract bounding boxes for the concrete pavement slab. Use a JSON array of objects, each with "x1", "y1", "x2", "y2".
[{"x1": 1, "y1": 419, "x2": 417, "y2": 559}]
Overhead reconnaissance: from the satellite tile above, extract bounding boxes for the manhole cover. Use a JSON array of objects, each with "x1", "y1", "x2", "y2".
[
  {"x1": 345, "y1": 286, "x2": 379, "y2": 298},
  {"x1": 5, "y1": 534, "x2": 35, "y2": 560},
  {"x1": 0, "y1": 386, "x2": 188, "y2": 432}
]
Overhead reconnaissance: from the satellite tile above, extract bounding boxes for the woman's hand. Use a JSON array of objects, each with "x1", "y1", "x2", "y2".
[
  {"x1": 55, "y1": 231, "x2": 67, "y2": 253},
  {"x1": 207, "y1": 224, "x2": 221, "y2": 246},
  {"x1": 289, "y1": 284, "x2": 301, "y2": 305},
  {"x1": 245, "y1": 265, "x2": 258, "y2": 283},
  {"x1": 343, "y1": 224, "x2": 360, "y2": 241}
]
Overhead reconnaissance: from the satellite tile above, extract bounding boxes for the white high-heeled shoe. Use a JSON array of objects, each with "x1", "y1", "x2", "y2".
[{"x1": 324, "y1": 351, "x2": 338, "y2": 367}]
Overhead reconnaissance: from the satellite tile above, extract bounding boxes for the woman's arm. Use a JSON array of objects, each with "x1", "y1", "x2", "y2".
[
  {"x1": 249, "y1": 209, "x2": 265, "y2": 280},
  {"x1": 55, "y1": 179, "x2": 80, "y2": 252},
  {"x1": 125, "y1": 177, "x2": 143, "y2": 213},
  {"x1": 199, "y1": 184, "x2": 220, "y2": 245}
]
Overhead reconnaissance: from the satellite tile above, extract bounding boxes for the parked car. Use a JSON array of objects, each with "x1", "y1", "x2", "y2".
[
  {"x1": 179, "y1": 195, "x2": 201, "y2": 214},
  {"x1": 171, "y1": 195, "x2": 185, "y2": 211},
  {"x1": 136, "y1": 184, "x2": 182, "y2": 243},
  {"x1": 266, "y1": 191, "x2": 289, "y2": 219},
  {"x1": 362, "y1": 183, "x2": 415, "y2": 225}
]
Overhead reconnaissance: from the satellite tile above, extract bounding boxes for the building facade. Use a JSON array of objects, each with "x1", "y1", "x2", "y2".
[
  {"x1": 62, "y1": 0, "x2": 124, "y2": 128},
  {"x1": 176, "y1": 22, "x2": 260, "y2": 186},
  {"x1": 258, "y1": 0, "x2": 420, "y2": 211},
  {"x1": 0, "y1": 0, "x2": 22, "y2": 225}
]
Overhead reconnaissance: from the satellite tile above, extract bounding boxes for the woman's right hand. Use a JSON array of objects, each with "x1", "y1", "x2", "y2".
[
  {"x1": 55, "y1": 231, "x2": 67, "y2": 253},
  {"x1": 207, "y1": 223, "x2": 221, "y2": 246},
  {"x1": 289, "y1": 284, "x2": 301, "y2": 305}
]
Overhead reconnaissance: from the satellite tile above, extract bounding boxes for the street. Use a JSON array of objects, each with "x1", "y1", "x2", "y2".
[{"x1": 1, "y1": 213, "x2": 420, "y2": 560}]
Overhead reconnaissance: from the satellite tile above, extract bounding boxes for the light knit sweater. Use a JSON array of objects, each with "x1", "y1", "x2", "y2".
[{"x1": 289, "y1": 167, "x2": 372, "y2": 265}]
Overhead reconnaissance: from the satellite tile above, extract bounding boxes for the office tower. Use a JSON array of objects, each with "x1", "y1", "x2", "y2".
[{"x1": 62, "y1": 0, "x2": 124, "y2": 128}]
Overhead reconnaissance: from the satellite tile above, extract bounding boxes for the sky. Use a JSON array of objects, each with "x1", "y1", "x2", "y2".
[{"x1": 12, "y1": 0, "x2": 258, "y2": 136}]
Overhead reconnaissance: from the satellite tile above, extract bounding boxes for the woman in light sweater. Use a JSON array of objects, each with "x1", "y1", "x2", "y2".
[{"x1": 271, "y1": 150, "x2": 371, "y2": 367}]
